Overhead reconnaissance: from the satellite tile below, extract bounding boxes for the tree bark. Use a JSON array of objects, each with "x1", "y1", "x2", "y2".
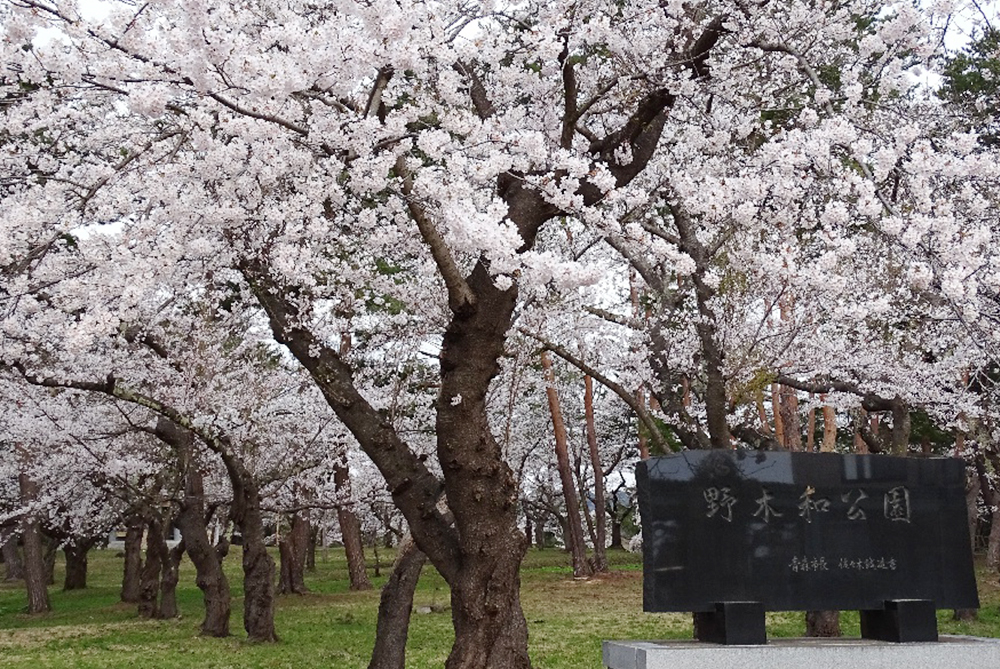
[
  {"x1": 771, "y1": 384, "x2": 785, "y2": 447},
  {"x1": 778, "y1": 385, "x2": 802, "y2": 450},
  {"x1": 672, "y1": 207, "x2": 730, "y2": 450},
  {"x1": 176, "y1": 472, "x2": 232, "y2": 636},
  {"x1": 890, "y1": 397, "x2": 911, "y2": 454},
  {"x1": 153, "y1": 418, "x2": 231, "y2": 636},
  {"x1": 541, "y1": 352, "x2": 593, "y2": 578},
  {"x1": 610, "y1": 518, "x2": 622, "y2": 550},
  {"x1": 307, "y1": 525, "x2": 319, "y2": 572},
  {"x1": 334, "y1": 464, "x2": 373, "y2": 591},
  {"x1": 2, "y1": 535, "x2": 23, "y2": 581},
  {"x1": 278, "y1": 512, "x2": 311, "y2": 595},
  {"x1": 368, "y1": 536, "x2": 427, "y2": 669},
  {"x1": 233, "y1": 475, "x2": 278, "y2": 642},
  {"x1": 806, "y1": 610, "x2": 841, "y2": 637},
  {"x1": 19, "y1": 471, "x2": 50, "y2": 614},
  {"x1": 42, "y1": 533, "x2": 57, "y2": 586},
  {"x1": 121, "y1": 517, "x2": 144, "y2": 603},
  {"x1": 159, "y1": 540, "x2": 184, "y2": 619},
  {"x1": 63, "y1": 540, "x2": 94, "y2": 591},
  {"x1": 986, "y1": 504, "x2": 1000, "y2": 570},
  {"x1": 138, "y1": 515, "x2": 168, "y2": 619},
  {"x1": 821, "y1": 404, "x2": 837, "y2": 452},
  {"x1": 584, "y1": 375, "x2": 608, "y2": 573}
]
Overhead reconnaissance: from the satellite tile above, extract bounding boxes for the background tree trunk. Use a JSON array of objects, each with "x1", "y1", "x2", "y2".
[
  {"x1": 155, "y1": 418, "x2": 231, "y2": 636},
  {"x1": 584, "y1": 375, "x2": 608, "y2": 573},
  {"x1": 175, "y1": 472, "x2": 232, "y2": 637},
  {"x1": 334, "y1": 464, "x2": 373, "y2": 591},
  {"x1": 278, "y1": 512, "x2": 310, "y2": 595},
  {"x1": 159, "y1": 540, "x2": 184, "y2": 618},
  {"x1": 2, "y1": 535, "x2": 23, "y2": 581},
  {"x1": 42, "y1": 534, "x2": 56, "y2": 586},
  {"x1": 234, "y1": 480, "x2": 278, "y2": 642},
  {"x1": 120, "y1": 517, "x2": 144, "y2": 603},
  {"x1": 821, "y1": 403, "x2": 837, "y2": 452},
  {"x1": 137, "y1": 516, "x2": 167, "y2": 619},
  {"x1": 307, "y1": 526, "x2": 319, "y2": 572},
  {"x1": 63, "y1": 539, "x2": 94, "y2": 591},
  {"x1": 986, "y1": 505, "x2": 1000, "y2": 570},
  {"x1": 368, "y1": 536, "x2": 427, "y2": 669},
  {"x1": 19, "y1": 471, "x2": 50, "y2": 614},
  {"x1": 541, "y1": 351, "x2": 593, "y2": 578},
  {"x1": 806, "y1": 610, "x2": 841, "y2": 637},
  {"x1": 778, "y1": 385, "x2": 802, "y2": 451}
]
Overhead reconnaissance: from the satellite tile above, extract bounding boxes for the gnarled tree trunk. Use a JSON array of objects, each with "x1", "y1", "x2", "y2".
[
  {"x1": 42, "y1": 533, "x2": 57, "y2": 586},
  {"x1": 154, "y1": 418, "x2": 232, "y2": 636},
  {"x1": 229, "y1": 469, "x2": 278, "y2": 642}
]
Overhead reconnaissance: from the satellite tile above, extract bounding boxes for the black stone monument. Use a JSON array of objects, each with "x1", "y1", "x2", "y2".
[{"x1": 637, "y1": 451, "x2": 979, "y2": 644}]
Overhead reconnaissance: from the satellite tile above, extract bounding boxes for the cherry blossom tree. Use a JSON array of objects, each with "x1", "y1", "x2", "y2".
[{"x1": 3, "y1": 1, "x2": 997, "y2": 666}]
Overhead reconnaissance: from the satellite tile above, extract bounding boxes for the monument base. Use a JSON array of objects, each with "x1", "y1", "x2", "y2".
[{"x1": 603, "y1": 636, "x2": 1000, "y2": 669}]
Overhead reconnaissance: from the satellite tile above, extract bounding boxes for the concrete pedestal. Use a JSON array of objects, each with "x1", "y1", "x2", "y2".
[{"x1": 603, "y1": 636, "x2": 1000, "y2": 669}]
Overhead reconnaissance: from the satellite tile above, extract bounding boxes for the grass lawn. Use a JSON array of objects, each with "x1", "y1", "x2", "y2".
[{"x1": 1, "y1": 547, "x2": 998, "y2": 668}]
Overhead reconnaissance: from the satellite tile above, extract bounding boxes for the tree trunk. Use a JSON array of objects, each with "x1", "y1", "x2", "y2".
[
  {"x1": 307, "y1": 525, "x2": 319, "y2": 572},
  {"x1": 278, "y1": 512, "x2": 310, "y2": 595},
  {"x1": 821, "y1": 404, "x2": 837, "y2": 452},
  {"x1": 159, "y1": 540, "x2": 184, "y2": 619},
  {"x1": 534, "y1": 511, "x2": 547, "y2": 548},
  {"x1": 771, "y1": 383, "x2": 785, "y2": 447},
  {"x1": 42, "y1": 534, "x2": 57, "y2": 586},
  {"x1": 806, "y1": 610, "x2": 841, "y2": 637},
  {"x1": 584, "y1": 375, "x2": 608, "y2": 573},
  {"x1": 610, "y1": 517, "x2": 623, "y2": 550},
  {"x1": 541, "y1": 352, "x2": 593, "y2": 578},
  {"x1": 63, "y1": 540, "x2": 93, "y2": 591},
  {"x1": 889, "y1": 397, "x2": 911, "y2": 455},
  {"x1": 19, "y1": 471, "x2": 50, "y2": 614},
  {"x1": 175, "y1": 476, "x2": 232, "y2": 636},
  {"x1": 368, "y1": 536, "x2": 427, "y2": 669},
  {"x1": 2, "y1": 535, "x2": 23, "y2": 581},
  {"x1": 153, "y1": 418, "x2": 231, "y2": 636},
  {"x1": 778, "y1": 385, "x2": 802, "y2": 451},
  {"x1": 121, "y1": 517, "x2": 144, "y2": 603},
  {"x1": 138, "y1": 516, "x2": 167, "y2": 619},
  {"x1": 986, "y1": 504, "x2": 1000, "y2": 570},
  {"x1": 334, "y1": 464, "x2": 373, "y2": 591},
  {"x1": 234, "y1": 479, "x2": 278, "y2": 642},
  {"x1": 806, "y1": 402, "x2": 816, "y2": 452},
  {"x1": 966, "y1": 474, "x2": 980, "y2": 555}
]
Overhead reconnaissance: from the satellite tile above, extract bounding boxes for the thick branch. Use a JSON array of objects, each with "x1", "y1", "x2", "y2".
[
  {"x1": 395, "y1": 157, "x2": 477, "y2": 315},
  {"x1": 774, "y1": 374, "x2": 894, "y2": 413},
  {"x1": 239, "y1": 258, "x2": 461, "y2": 580}
]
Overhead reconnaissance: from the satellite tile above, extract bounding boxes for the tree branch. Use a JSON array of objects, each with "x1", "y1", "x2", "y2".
[
  {"x1": 395, "y1": 156, "x2": 477, "y2": 315},
  {"x1": 518, "y1": 328, "x2": 669, "y2": 454},
  {"x1": 239, "y1": 257, "x2": 461, "y2": 580}
]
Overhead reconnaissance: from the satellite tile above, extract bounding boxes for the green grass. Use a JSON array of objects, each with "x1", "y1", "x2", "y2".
[{"x1": 1, "y1": 548, "x2": 998, "y2": 668}]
